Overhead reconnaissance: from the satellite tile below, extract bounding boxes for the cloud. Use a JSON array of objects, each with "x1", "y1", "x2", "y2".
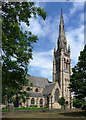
[
  {"x1": 69, "y1": 2, "x2": 84, "y2": 15},
  {"x1": 30, "y1": 50, "x2": 53, "y2": 69},
  {"x1": 29, "y1": 49, "x2": 53, "y2": 81},
  {"x1": 66, "y1": 25, "x2": 84, "y2": 67},
  {"x1": 21, "y1": 12, "x2": 69, "y2": 48},
  {"x1": 21, "y1": 16, "x2": 59, "y2": 44},
  {"x1": 78, "y1": 13, "x2": 84, "y2": 24}
]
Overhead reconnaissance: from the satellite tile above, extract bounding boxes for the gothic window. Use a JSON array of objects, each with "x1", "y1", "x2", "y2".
[
  {"x1": 35, "y1": 88, "x2": 38, "y2": 92},
  {"x1": 31, "y1": 98, "x2": 35, "y2": 104},
  {"x1": 54, "y1": 89, "x2": 59, "y2": 102},
  {"x1": 64, "y1": 58, "x2": 65, "y2": 61},
  {"x1": 40, "y1": 99, "x2": 43, "y2": 105}
]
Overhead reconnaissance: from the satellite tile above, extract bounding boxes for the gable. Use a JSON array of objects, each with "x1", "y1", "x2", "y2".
[{"x1": 43, "y1": 83, "x2": 56, "y2": 95}]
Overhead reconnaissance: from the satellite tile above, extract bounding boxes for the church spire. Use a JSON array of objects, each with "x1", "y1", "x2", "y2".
[
  {"x1": 60, "y1": 9, "x2": 64, "y2": 26},
  {"x1": 59, "y1": 9, "x2": 65, "y2": 38},
  {"x1": 58, "y1": 10, "x2": 67, "y2": 51}
]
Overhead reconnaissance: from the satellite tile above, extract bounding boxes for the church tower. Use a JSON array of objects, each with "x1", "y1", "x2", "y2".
[{"x1": 53, "y1": 10, "x2": 72, "y2": 108}]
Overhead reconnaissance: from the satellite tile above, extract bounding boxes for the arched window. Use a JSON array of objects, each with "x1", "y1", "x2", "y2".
[
  {"x1": 35, "y1": 88, "x2": 38, "y2": 92},
  {"x1": 54, "y1": 89, "x2": 59, "y2": 101},
  {"x1": 40, "y1": 99, "x2": 43, "y2": 105},
  {"x1": 31, "y1": 98, "x2": 34, "y2": 104},
  {"x1": 64, "y1": 58, "x2": 65, "y2": 61}
]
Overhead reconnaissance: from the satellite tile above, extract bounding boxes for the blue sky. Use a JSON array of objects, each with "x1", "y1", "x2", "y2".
[{"x1": 22, "y1": 2, "x2": 84, "y2": 82}]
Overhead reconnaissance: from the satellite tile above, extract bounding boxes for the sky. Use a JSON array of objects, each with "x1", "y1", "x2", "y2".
[{"x1": 22, "y1": 2, "x2": 84, "y2": 82}]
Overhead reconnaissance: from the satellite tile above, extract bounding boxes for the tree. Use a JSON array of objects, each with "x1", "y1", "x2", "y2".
[
  {"x1": 2, "y1": 2, "x2": 47, "y2": 104},
  {"x1": 69, "y1": 45, "x2": 86, "y2": 99},
  {"x1": 58, "y1": 97, "x2": 65, "y2": 109},
  {"x1": 72, "y1": 98, "x2": 85, "y2": 108}
]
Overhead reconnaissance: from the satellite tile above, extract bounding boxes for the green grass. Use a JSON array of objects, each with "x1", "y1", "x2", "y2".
[
  {"x1": 14, "y1": 107, "x2": 49, "y2": 111},
  {"x1": 2, "y1": 109, "x2": 9, "y2": 112},
  {"x1": 2, "y1": 110, "x2": 86, "y2": 118},
  {"x1": 2, "y1": 107, "x2": 49, "y2": 112}
]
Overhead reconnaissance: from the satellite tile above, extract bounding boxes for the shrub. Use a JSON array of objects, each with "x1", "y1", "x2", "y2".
[{"x1": 30, "y1": 105, "x2": 37, "y2": 108}]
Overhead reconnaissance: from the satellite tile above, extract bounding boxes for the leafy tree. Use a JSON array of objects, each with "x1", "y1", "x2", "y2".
[
  {"x1": 69, "y1": 45, "x2": 86, "y2": 99},
  {"x1": 2, "y1": 2, "x2": 47, "y2": 104},
  {"x1": 58, "y1": 97, "x2": 65, "y2": 109},
  {"x1": 72, "y1": 98, "x2": 85, "y2": 108}
]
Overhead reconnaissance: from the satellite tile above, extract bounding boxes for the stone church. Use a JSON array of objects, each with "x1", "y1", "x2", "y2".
[{"x1": 19, "y1": 10, "x2": 72, "y2": 109}]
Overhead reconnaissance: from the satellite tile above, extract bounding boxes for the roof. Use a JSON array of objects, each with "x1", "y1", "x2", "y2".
[
  {"x1": 26, "y1": 75, "x2": 49, "y2": 88},
  {"x1": 27, "y1": 91, "x2": 43, "y2": 98},
  {"x1": 43, "y1": 82, "x2": 56, "y2": 95}
]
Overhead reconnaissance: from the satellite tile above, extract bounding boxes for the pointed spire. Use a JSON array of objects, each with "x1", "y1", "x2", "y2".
[
  {"x1": 61, "y1": 9, "x2": 63, "y2": 18},
  {"x1": 60, "y1": 9, "x2": 64, "y2": 24},
  {"x1": 57, "y1": 9, "x2": 67, "y2": 51},
  {"x1": 61, "y1": 9, "x2": 63, "y2": 17},
  {"x1": 59, "y1": 9, "x2": 65, "y2": 37}
]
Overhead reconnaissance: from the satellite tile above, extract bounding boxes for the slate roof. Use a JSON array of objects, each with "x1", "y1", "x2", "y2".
[
  {"x1": 43, "y1": 82, "x2": 56, "y2": 95},
  {"x1": 26, "y1": 75, "x2": 49, "y2": 88},
  {"x1": 27, "y1": 91, "x2": 43, "y2": 97}
]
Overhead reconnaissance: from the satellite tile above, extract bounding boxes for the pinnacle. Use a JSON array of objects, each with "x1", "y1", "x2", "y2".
[
  {"x1": 60, "y1": 9, "x2": 64, "y2": 25},
  {"x1": 61, "y1": 9, "x2": 63, "y2": 18}
]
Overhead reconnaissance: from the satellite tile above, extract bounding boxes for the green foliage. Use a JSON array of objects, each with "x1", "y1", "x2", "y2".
[
  {"x1": 58, "y1": 97, "x2": 65, "y2": 106},
  {"x1": 30, "y1": 105, "x2": 37, "y2": 108},
  {"x1": 2, "y1": 2, "x2": 47, "y2": 104},
  {"x1": 13, "y1": 107, "x2": 48, "y2": 111},
  {"x1": 30, "y1": 82, "x2": 33, "y2": 86},
  {"x1": 69, "y1": 45, "x2": 86, "y2": 99},
  {"x1": 26, "y1": 87, "x2": 30, "y2": 91},
  {"x1": 2, "y1": 109, "x2": 9, "y2": 112},
  {"x1": 72, "y1": 98, "x2": 86, "y2": 108}
]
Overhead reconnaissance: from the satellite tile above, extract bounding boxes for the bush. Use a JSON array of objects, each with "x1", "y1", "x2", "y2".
[
  {"x1": 58, "y1": 97, "x2": 65, "y2": 106},
  {"x1": 73, "y1": 98, "x2": 84, "y2": 108},
  {"x1": 30, "y1": 105, "x2": 37, "y2": 108}
]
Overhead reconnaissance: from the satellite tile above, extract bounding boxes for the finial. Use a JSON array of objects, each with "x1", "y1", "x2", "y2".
[{"x1": 61, "y1": 9, "x2": 63, "y2": 18}]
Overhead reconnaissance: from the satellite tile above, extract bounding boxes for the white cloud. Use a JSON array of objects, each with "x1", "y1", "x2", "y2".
[
  {"x1": 66, "y1": 25, "x2": 84, "y2": 67},
  {"x1": 29, "y1": 50, "x2": 53, "y2": 81},
  {"x1": 21, "y1": 12, "x2": 69, "y2": 48},
  {"x1": 69, "y1": 2, "x2": 84, "y2": 15},
  {"x1": 21, "y1": 16, "x2": 59, "y2": 43},
  {"x1": 78, "y1": 13, "x2": 84, "y2": 24},
  {"x1": 30, "y1": 50, "x2": 53, "y2": 69}
]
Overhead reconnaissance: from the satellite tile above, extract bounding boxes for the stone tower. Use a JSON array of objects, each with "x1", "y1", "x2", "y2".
[{"x1": 53, "y1": 10, "x2": 72, "y2": 108}]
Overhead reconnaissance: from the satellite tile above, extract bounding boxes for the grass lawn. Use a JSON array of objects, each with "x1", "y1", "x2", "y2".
[
  {"x1": 14, "y1": 107, "x2": 49, "y2": 111},
  {"x1": 2, "y1": 109, "x2": 9, "y2": 112},
  {"x1": 1, "y1": 108, "x2": 86, "y2": 118},
  {"x1": 2, "y1": 107, "x2": 49, "y2": 112},
  {"x1": 2, "y1": 107, "x2": 49, "y2": 113}
]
